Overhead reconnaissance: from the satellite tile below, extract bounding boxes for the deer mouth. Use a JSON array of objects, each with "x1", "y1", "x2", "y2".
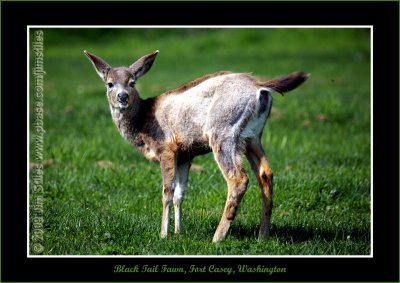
[
  {"x1": 118, "y1": 100, "x2": 129, "y2": 107},
  {"x1": 110, "y1": 103, "x2": 129, "y2": 113},
  {"x1": 115, "y1": 97, "x2": 130, "y2": 108}
]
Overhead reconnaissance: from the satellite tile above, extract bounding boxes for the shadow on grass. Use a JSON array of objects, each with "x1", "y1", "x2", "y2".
[{"x1": 230, "y1": 223, "x2": 370, "y2": 243}]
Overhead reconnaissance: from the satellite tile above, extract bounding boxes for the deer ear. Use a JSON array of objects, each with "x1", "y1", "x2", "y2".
[
  {"x1": 84, "y1": 50, "x2": 111, "y2": 82},
  {"x1": 129, "y1": 50, "x2": 159, "y2": 80}
]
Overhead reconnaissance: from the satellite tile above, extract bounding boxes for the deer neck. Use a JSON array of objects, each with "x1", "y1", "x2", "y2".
[{"x1": 110, "y1": 97, "x2": 157, "y2": 148}]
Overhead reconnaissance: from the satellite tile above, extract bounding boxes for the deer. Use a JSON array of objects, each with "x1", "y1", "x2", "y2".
[{"x1": 84, "y1": 49, "x2": 308, "y2": 242}]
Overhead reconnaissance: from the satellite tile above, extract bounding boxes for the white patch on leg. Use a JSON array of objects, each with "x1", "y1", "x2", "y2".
[
  {"x1": 161, "y1": 203, "x2": 171, "y2": 238},
  {"x1": 173, "y1": 163, "x2": 190, "y2": 233},
  {"x1": 174, "y1": 180, "x2": 185, "y2": 205}
]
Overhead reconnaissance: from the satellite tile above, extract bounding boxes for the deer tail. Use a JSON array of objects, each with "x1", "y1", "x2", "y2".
[{"x1": 260, "y1": 71, "x2": 309, "y2": 95}]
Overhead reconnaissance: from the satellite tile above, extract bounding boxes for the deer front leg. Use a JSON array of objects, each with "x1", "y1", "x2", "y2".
[
  {"x1": 173, "y1": 162, "x2": 190, "y2": 234},
  {"x1": 160, "y1": 150, "x2": 177, "y2": 239}
]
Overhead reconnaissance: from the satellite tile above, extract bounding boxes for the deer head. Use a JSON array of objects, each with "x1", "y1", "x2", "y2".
[{"x1": 84, "y1": 50, "x2": 159, "y2": 112}]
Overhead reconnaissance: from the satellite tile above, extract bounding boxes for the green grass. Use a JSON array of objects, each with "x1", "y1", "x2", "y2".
[{"x1": 29, "y1": 28, "x2": 371, "y2": 255}]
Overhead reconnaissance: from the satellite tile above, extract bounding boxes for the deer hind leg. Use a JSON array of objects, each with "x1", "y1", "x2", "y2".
[
  {"x1": 211, "y1": 142, "x2": 249, "y2": 242},
  {"x1": 246, "y1": 138, "x2": 273, "y2": 240},
  {"x1": 173, "y1": 162, "x2": 190, "y2": 234}
]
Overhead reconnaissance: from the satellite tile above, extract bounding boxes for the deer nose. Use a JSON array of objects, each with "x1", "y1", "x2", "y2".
[{"x1": 117, "y1": 92, "x2": 129, "y2": 103}]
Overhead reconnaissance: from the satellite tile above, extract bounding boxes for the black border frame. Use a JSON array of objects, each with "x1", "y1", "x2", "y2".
[{"x1": 1, "y1": 1, "x2": 399, "y2": 282}]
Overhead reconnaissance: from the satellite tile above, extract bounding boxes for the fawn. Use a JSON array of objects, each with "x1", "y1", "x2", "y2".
[{"x1": 84, "y1": 50, "x2": 308, "y2": 242}]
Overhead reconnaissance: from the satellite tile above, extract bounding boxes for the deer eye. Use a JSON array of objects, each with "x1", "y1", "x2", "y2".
[
  {"x1": 129, "y1": 81, "x2": 136, "y2": 88},
  {"x1": 107, "y1": 82, "x2": 114, "y2": 88}
]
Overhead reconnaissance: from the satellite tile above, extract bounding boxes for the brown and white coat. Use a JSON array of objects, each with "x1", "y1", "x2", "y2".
[{"x1": 85, "y1": 50, "x2": 308, "y2": 242}]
